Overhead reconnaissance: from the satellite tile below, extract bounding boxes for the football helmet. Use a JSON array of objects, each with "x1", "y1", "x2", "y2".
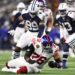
[
  {"x1": 17, "y1": 2, "x2": 25, "y2": 12},
  {"x1": 28, "y1": 0, "x2": 40, "y2": 16},
  {"x1": 42, "y1": 35, "x2": 53, "y2": 47},
  {"x1": 58, "y1": 3, "x2": 68, "y2": 17}
]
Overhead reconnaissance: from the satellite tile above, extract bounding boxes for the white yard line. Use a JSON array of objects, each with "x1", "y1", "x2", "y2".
[{"x1": 43, "y1": 68, "x2": 75, "y2": 71}]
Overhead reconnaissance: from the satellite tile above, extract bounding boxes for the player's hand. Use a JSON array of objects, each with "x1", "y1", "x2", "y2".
[{"x1": 8, "y1": 30, "x2": 15, "y2": 36}]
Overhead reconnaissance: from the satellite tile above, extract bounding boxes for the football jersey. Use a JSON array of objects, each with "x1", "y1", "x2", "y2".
[
  {"x1": 22, "y1": 10, "x2": 44, "y2": 32},
  {"x1": 44, "y1": 8, "x2": 53, "y2": 22},
  {"x1": 56, "y1": 14, "x2": 75, "y2": 35},
  {"x1": 30, "y1": 37, "x2": 59, "y2": 69}
]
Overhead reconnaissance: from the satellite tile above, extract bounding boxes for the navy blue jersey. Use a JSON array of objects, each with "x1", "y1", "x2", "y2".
[
  {"x1": 12, "y1": 11, "x2": 24, "y2": 29},
  {"x1": 22, "y1": 13, "x2": 41, "y2": 32},
  {"x1": 57, "y1": 15, "x2": 75, "y2": 35},
  {"x1": 48, "y1": 28, "x2": 60, "y2": 42}
]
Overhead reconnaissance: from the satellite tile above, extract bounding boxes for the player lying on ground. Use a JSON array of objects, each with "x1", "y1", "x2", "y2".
[{"x1": 2, "y1": 35, "x2": 63, "y2": 74}]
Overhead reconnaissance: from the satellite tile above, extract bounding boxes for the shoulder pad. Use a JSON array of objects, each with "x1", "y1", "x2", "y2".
[
  {"x1": 68, "y1": 12, "x2": 75, "y2": 20},
  {"x1": 22, "y1": 9, "x2": 29, "y2": 15},
  {"x1": 12, "y1": 10, "x2": 19, "y2": 16},
  {"x1": 37, "y1": 10, "x2": 45, "y2": 20},
  {"x1": 56, "y1": 14, "x2": 61, "y2": 19},
  {"x1": 32, "y1": 38, "x2": 42, "y2": 49}
]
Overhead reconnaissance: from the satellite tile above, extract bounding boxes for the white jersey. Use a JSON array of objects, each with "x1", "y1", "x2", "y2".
[
  {"x1": 30, "y1": 38, "x2": 59, "y2": 69},
  {"x1": 44, "y1": 8, "x2": 53, "y2": 22}
]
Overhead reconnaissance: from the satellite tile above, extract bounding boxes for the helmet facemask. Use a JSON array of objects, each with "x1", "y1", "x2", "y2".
[
  {"x1": 59, "y1": 10, "x2": 67, "y2": 17},
  {"x1": 28, "y1": 1, "x2": 40, "y2": 17},
  {"x1": 58, "y1": 3, "x2": 68, "y2": 17}
]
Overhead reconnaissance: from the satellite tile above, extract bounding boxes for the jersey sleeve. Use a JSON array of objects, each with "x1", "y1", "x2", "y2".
[{"x1": 22, "y1": 13, "x2": 28, "y2": 20}]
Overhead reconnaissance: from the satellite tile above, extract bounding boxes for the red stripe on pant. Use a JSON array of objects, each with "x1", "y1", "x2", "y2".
[
  {"x1": 6, "y1": 62, "x2": 9, "y2": 68},
  {"x1": 17, "y1": 66, "x2": 28, "y2": 74}
]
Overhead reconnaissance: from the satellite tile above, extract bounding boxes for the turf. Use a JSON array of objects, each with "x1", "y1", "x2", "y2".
[{"x1": 0, "y1": 51, "x2": 75, "y2": 75}]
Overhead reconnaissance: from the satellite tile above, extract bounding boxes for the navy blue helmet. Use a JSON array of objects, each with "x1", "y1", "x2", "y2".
[{"x1": 42, "y1": 35, "x2": 53, "y2": 47}]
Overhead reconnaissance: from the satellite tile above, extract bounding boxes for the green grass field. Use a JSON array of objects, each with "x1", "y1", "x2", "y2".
[{"x1": 0, "y1": 51, "x2": 75, "y2": 75}]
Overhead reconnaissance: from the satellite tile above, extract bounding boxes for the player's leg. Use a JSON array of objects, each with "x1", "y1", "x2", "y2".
[
  {"x1": 12, "y1": 31, "x2": 31, "y2": 59},
  {"x1": 17, "y1": 65, "x2": 40, "y2": 74},
  {"x1": 6, "y1": 57, "x2": 29, "y2": 68},
  {"x1": 2, "y1": 65, "x2": 40, "y2": 74},
  {"x1": 67, "y1": 33, "x2": 75, "y2": 57},
  {"x1": 62, "y1": 43, "x2": 69, "y2": 69},
  {"x1": 2, "y1": 66, "x2": 28, "y2": 74},
  {"x1": 12, "y1": 27, "x2": 24, "y2": 59},
  {"x1": 2, "y1": 67, "x2": 19, "y2": 73}
]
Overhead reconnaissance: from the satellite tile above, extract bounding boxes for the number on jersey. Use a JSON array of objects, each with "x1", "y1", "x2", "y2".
[{"x1": 26, "y1": 20, "x2": 38, "y2": 31}]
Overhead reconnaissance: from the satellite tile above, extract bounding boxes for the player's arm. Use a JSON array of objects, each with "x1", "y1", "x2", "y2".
[
  {"x1": 47, "y1": 16, "x2": 54, "y2": 33},
  {"x1": 54, "y1": 52, "x2": 62, "y2": 68},
  {"x1": 10, "y1": 10, "x2": 18, "y2": 29},
  {"x1": 48, "y1": 52, "x2": 63, "y2": 68},
  {"x1": 37, "y1": 11, "x2": 45, "y2": 38},
  {"x1": 13, "y1": 12, "x2": 27, "y2": 29},
  {"x1": 46, "y1": 9, "x2": 54, "y2": 34},
  {"x1": 37, "y1": 20, "x2": 45, "y2": 38},
  {"x1": 24, "y1": 44, "x2": 36, "y2": 64},
  {"x1": 54, "y1": 52, "x2": 62, "y2": 63}
]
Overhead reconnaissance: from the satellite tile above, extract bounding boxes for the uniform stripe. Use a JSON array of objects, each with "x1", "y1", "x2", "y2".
[
  {"x1": 31, "y1": 0, "x2": 37, "y2": 12},
  {"x1": 68, "y1": 38, "x2": 75, "y2": 46}
]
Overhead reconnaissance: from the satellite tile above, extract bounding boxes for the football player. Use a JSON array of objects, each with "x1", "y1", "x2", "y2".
[
  {"x1": 38, "y1": 0, "x2": 54, "y2": 34},
  {"x1": 56, "y1": 3, "x2": 75, "y2": 68},
  {"x1": 2, "y1": 34, "x2": 62, "y2": 74},
  {"x1": 8, "y1": 2, "x2": 26, "y2": 59},
  {"x1": 12, "y1": 0, "x2": 46, "y2": 59}
]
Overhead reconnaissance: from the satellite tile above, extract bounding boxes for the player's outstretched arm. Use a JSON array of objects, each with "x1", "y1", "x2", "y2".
[{"x1": 48, "y1": 53, "x2": 63, "y2": 68}]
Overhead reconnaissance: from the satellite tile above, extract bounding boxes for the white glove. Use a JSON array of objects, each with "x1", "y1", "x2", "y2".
[{"x1": 8, "y1": 30, "x2": 15, "y2": 36}]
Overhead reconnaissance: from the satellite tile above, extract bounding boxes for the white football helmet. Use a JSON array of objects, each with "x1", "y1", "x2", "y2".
[
  {"x1": 58, "y1": 3, "x2": 68, "y2": 17},
  {"x1": 66, "y1": 0, "x2": 74, "y2": 7},
  {"x1": 17, "y1": 2, "x2": 25, "y2": 12},
  {"x1": 28, "y1": 0, "x2": 40, "y2": 16}
]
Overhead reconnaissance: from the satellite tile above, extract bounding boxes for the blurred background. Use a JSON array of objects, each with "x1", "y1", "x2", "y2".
[{"x1": 0, "y1": 0, "x2": 73, "y2": 51}]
